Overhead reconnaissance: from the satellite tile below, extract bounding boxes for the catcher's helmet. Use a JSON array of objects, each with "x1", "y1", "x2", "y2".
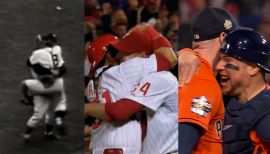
[
  {"x1": 220, "y1": 30, "x2": 270, "y2": 72},
  {"x1": 88, "y1": 34, "x2": 118, "y2": 72},
  {"x1": 36, "y1": 33, "x2": 58, "y2": 47}
]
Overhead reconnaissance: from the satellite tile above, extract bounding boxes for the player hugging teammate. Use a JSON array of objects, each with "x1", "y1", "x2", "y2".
[
  {"x1": 178, "y1": 6, "x2": 270, "y2": 154},
  {"x1": 21, "y1": 33, "x2": 67, "y2": 140},
  {"x1": 85, "y1": 24, "x2": 179, "y2": 154}
]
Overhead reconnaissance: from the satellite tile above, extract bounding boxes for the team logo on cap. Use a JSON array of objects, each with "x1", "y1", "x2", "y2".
[
  {"x1": 224, "y1": 20, "x2": 232, "y2": 30},
  {"x1": 191, "y1": 96, "x2": 212, "y2": 117},
  {"x1": 194, "y1": 34, "x2": 200, "y2": 40}
]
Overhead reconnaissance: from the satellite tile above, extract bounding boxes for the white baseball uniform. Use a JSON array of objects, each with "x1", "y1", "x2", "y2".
[
  {"x1": 24, "y1": 78, "x2": 66, "y2": 127},
  {"x1": 90, "y1": 54, "x2": 157, "y2": 154},
  {"x1": 24, "y1": 45, "x2": 66, "y2": 127},
  {"x1": 29, "y1": 45, "x2": 65, "y2": 77},
  {"x1": 125, "y1": 71, "x2": 178, "y2": 154},
  {"x1": 29, "y1": 45, "x2": 66, "y2": 110}
]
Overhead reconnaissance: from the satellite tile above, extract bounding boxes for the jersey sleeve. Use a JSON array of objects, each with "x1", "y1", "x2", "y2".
[
  {"x1": 178, "y1": 80, "x2": 219, "y2": 131},
  {"x1": 125, "y1": 72, "x2": 177, "y2": 111}
]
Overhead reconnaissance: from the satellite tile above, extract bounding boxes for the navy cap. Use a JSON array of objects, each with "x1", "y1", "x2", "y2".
[{"x1": 192, "y1": 6, "x2": 250, "y2": 42}]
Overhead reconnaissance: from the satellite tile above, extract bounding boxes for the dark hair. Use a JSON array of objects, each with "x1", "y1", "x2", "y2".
[{"x1": 107, "y1": 44, "x2": 119, "y2": 58}]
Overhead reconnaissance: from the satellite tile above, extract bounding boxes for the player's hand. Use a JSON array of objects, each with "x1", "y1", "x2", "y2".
[{"x1": 178, "y1": 48, "x2": 201, "y2": 87}]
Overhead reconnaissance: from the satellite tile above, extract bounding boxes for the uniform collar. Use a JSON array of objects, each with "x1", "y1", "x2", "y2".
[{"x1": 229, "y1": 85, "x2": 268, "y2": 110}]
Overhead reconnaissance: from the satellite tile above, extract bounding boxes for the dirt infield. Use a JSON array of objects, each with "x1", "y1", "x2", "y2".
[{"x1": 0, "y1": 0, "x2": 84, "y2": 154}]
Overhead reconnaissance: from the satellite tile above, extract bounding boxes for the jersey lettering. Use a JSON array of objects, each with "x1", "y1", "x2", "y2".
[
  {"x1": 215, "y1": 120, "x2": 222, "y2": 138},
  {"x1": 139, "y1": 82, "x2": 151, "y2": 96}
]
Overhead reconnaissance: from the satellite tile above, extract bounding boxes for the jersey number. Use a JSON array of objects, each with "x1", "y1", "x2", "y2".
[
  {"x1": 140, "y1": 82, "x2": 151, "y2": 96},
  {"x1": 131, "y1": 82, "x2": 151, "y2": 96},
  {"x1": 51, "y1": 54, "x2": 59, "y2": 68}
]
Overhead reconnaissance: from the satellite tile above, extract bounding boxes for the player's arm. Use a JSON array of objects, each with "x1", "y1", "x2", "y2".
[
  {"x1": 84, "y1": 103, "x2": 109, "y2": 121},
  {"x1": 130, "y1": 24, "x2": 177, "y2": 70},
  {"x1": 144, "y1": 25, "x2": 177, "y2": 70},
  {"x1": 106, "y1": 73, "x2": 176, "y2": 121},
  {"x1": 25, "y1": 78, "x2": 62, "y2": 94},
  {"x1": 85, "y1": 73, "x2": 175, "y2": 122},
  {"x1": 178, "y1": 123, "x2": 203, "y2": 154},
  {"x1": 178, "y1": 48, "x2": 201, "y2": 87},
  {"x1": 84, "y1": 99, "x2": 144, "y2": 122}
]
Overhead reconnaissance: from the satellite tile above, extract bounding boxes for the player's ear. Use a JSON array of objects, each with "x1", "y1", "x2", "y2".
[
  {"x1": 219, "y1": 32, "x2": 226, "y2": 44},
  {"x1": 248, "y1": 63, "x2": 261, "y2": 76}
]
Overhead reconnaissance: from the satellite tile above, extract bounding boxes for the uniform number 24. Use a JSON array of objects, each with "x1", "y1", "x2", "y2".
[{"x1": 132, "y1": 82, "x2": 151, "y2": 96}]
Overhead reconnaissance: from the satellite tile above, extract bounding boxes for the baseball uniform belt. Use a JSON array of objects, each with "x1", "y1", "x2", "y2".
[
  {"x1": 103, "y1": 148, "x2": 123, "y2": 154},
  {"x1": 91, "y1": 148, "x2": 141, "y2": 154}
]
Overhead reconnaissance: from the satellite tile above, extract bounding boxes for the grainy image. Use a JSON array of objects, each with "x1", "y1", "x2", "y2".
[{"x1": 0, "y1": 1, "x2": 84, "y2": 154}]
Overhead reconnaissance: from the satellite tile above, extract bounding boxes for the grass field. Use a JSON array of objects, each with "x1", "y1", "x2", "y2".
[{"x1": 0, "y1": 0, "x2": 85, "y2": 154}]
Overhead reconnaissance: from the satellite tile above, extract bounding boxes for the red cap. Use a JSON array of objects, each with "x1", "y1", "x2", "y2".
[
  {"x1": 88, "y1": 34, "x2": 118, "y2": 72},
  {"x1": 110, "y1": 30, "x2": 153, "y2": 55}
]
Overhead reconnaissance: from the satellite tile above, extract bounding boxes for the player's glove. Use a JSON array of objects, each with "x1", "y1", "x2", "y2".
[{"x1": 38, "y1": 74, "x2": 56, "y2": 88}]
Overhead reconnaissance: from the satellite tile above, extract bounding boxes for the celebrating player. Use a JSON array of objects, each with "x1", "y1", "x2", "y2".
[
  {"x1": 85, "y1": 24, "x2": 178, "y2": 154},
  {"x1": 21, "y1": 33, "x2": 67, "y2": 140},
  {"x1": 217, "y1": 30, "x2": 270, "y2": 154},
  {"x1": 178, "y1": 7, "x2": 249, "y2": 154}
]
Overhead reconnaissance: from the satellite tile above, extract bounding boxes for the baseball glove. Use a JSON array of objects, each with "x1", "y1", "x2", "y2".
[{"x1": 38, "y1": 74, "x2": 56, "y2": 88}]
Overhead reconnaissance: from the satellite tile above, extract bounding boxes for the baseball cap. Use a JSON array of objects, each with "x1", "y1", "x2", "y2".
[
  {"x1": 192, "y1": 6, "x2": 251, "y2": 42},
  {"x1": 110, "y1": 29, "x2": 152, "y2": 55}
]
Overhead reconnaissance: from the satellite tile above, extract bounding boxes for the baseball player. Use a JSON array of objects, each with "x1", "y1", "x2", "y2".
[
  {"x1": 217, "y1": 30, "x2": 270, "y2": 154},
  {"x1": 22, "y1": 33, "x2": 67, "y2": 139},
  {"x1": 85, "y1": 24, "x2": 178, "y2": 154},
  {"x1": 178, "y1": 7, "x2": 250, "y2": 154},
  {"x1": 84, "y1": 34, "x2": 119, "y2": 154}
]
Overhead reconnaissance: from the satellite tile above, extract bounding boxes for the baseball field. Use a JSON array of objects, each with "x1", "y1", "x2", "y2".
[{"x1": 0, "y1": 0, "x2": 85, "y2": 154}]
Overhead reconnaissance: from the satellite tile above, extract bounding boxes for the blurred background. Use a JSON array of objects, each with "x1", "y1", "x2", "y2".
[
  {"x1": 84, "y1": 0, "x2": 179, "y2": 80},
  {"x1": 179, "y1": 0, "x2": 270, "y2": 50}
]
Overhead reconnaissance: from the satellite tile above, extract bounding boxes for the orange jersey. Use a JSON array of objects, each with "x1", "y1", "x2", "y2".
[
  {"x1": 250, "y1": 130, "x2": 270, "y2": 154},
  {"x1": 178, "y1": 56, "x2": 225, "y2": 154}
]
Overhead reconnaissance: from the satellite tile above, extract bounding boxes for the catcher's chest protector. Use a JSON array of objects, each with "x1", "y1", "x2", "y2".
[{"x1": 223, "y1": 88, "x2": 270, "y2": 154}]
